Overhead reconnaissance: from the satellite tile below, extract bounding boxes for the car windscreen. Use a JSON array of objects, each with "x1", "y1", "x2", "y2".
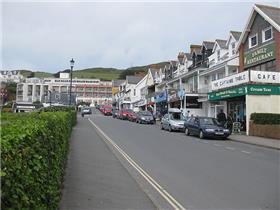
[
  {"x1": 170, "y1": 112, "x2": 184, "y2": 120},
  {"x1": 199, "y1": 118, "x2": 218, "y2": 125},
  {"x1": 139, "y1": 111, "x2": 152, "y2": 116}
]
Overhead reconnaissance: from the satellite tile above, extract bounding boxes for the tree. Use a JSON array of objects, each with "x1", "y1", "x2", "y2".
[{"x1": 6, "y1": 82, "x2": 17, "y2": 101}]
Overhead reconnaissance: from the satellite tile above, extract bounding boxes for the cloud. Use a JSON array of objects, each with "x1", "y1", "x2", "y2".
[{"x1": 2, "y1": 1, "x2": 277, "y2": 72}]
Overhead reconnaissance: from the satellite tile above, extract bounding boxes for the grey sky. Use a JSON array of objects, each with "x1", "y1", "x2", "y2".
[{"x1": 1, "y1": 1, "x2": 279, "y2": 72}]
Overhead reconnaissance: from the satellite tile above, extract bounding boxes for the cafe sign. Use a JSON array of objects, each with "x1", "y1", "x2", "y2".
[
  {"x1": 250, "y1": 70, "x2": 280, "y2": 84},
  {"x1": 244, "y1": 42, "x2": 275, "y2": 68}
]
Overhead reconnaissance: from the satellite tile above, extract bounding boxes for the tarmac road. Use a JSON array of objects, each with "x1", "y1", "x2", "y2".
[{"x1": 89, "y1": 109, "x2": 280, "y2": 210}]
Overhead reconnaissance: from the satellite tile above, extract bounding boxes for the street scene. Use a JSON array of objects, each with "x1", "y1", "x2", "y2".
[{"x1": 1, "y1": 1, "x2": 280, "y2": 210}]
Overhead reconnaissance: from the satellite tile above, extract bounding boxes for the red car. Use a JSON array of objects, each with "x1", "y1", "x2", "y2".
[
  {"x1": 128, "y1": 112, "x2": 137, "y2": 122},
  {"x1": 103, "y1": 105, "x2": 112, "y2": 116},
  {"x1": 120, "y1": 109, "x2": 133, "y2": 120}
]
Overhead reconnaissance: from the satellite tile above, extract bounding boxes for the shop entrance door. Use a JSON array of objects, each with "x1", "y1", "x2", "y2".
[{"x1": 215, "y1": 105, "x2": 224, "y2": 119}]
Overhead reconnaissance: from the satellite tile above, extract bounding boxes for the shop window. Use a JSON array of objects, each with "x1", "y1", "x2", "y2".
[
  {"x1": 249, "y1": 33, "x2": 258, "y2": 48},
  {"x1": 262, "y1": 27, "x2": 273, "y2": 43}
]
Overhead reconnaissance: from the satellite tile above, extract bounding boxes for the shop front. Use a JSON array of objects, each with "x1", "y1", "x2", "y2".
[
  {"x1": 155, "y1": 91, "x2": 168, "y2": 117},
  {"x1": 208, "y1": 84, "x2": 280, "y2": 134}
]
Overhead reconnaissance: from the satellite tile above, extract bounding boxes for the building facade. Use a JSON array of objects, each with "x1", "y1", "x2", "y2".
[{"x1": 16, "y1": 73, "x2": 112, "y2": 106}]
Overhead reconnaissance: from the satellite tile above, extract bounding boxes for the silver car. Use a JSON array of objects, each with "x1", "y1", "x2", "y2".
[{"x1": 161, "y1": 111, "x2": 185, "y2": 132}]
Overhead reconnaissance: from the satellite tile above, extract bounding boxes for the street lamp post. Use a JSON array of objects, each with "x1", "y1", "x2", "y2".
[{"x1": 69, "y1": 58, "x2": 75, "y2": 106}]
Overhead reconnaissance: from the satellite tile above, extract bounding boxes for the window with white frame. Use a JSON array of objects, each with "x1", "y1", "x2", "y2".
[
  {"x1": 211, "y1": 74, "x2": 216, "y2": 81},
  {"x1": 249, "y1": 33, "x2": 258, "y2": 48},
  {"x1": 231, "y1": 42, "x2": 235, "y2": 55},
  {"x1": 217, "y1": 50, "x2": 220, "y2": 61},
  {"x1": 262, "y1": 26, "x2": 273, "y2": 43}
]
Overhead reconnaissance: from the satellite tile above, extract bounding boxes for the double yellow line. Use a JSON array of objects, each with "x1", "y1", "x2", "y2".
[{"x1": 88, "y1": 118, "x2": 186, "y2": 210}]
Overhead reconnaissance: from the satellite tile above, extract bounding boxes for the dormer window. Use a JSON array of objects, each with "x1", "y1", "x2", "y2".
[
  {"x1": 249, "y1": 33, "x2": 258, "y2": 48},
  {"x1": 262, "y1": 26, "x2": 273, "y2": 43},
  {"x1": 192, "y1": 53, "x2": 196, "y2": 66},
  {"x1": 231, "y1": 42, "x2": 235, "y2": 55}
]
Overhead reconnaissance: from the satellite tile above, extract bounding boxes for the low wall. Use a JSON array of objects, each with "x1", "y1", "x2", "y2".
[{"x1": 249, "y1": 121, "x2": 280, "y2": 139}]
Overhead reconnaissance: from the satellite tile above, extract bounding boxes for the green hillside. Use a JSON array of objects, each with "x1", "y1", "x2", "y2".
[
  {"x1": 17, "y1": 61, "x2": 169, "y2": 81},
  {"x1": 19, "y1": 70, "x2": 54, "y2": 78}
]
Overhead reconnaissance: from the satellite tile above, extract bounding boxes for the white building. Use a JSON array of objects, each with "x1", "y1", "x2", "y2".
[
  {"x1": 16, "y1": 73, "x2": 112, "y2": 105},
  {"x1": 199, "y1": 31, "x2": 242, "y2": 118}
]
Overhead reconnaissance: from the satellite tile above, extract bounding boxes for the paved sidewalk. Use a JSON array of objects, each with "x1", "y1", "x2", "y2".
[
  {"x1": 229, "y1": 134, "x2": 280, "y2": 150},
  {"x1": 60, "y1": 116, "x2": 156, "y2": 210}
]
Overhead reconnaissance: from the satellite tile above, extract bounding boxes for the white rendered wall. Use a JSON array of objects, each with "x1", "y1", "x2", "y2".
[{"x1": 246, "y1": 94, "x2": 280, "y2": 135}]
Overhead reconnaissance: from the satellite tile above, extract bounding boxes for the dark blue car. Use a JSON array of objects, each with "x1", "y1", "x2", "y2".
[{"x1": 184, "y1": 117, "x2": 231, "y2": 139}]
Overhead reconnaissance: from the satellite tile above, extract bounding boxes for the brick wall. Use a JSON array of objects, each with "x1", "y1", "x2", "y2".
[{"x1": 273, "y1": 30, "x2": 280, "y2": 72}]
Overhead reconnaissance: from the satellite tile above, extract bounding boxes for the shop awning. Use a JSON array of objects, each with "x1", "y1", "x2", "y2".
[{"x1": 148, "y1": 101, "x2": 155, "y2": 106}]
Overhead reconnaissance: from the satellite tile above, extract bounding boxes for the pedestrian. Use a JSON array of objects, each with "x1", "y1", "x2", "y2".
[
  {"x1": 226, "y1": 114, "x2": 233, "y2": 133},
  {"x1": 217, "y1": 109, "x2": 227, "y2": 125}
]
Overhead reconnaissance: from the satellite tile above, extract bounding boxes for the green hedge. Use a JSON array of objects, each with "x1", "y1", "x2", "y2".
[
  {"x1": 1, "y1": 110, "x2": 77, "y2": 210},
  {"x1": 250, "y1": 113, "x2": 280, "y2": 125}
]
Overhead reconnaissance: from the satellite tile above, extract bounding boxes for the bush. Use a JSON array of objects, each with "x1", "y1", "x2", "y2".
[
  {"x1": 1, "y1": 110, "x2": 76, "y2": 210},
  {"x1": 250, "y1": 113, "x2": 280, "y2": 125}
]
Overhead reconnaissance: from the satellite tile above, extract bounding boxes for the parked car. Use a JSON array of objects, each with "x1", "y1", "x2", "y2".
[
  {"x1": 103, "y1": 105, "x2": 112, "y2": 116},
  {"x1": 119, "y1": 109, "x2": 133, "y2": 120},
  {"x1": 99, "y1": 105, "x2": 105, "y2": 113},
  {"x1": 116, "y1": 110, "x2": 122, "y2": 119},
  {"x1": 135, "y1": 111, "x2": 155, "y2": 124},
  {"x1": 161, "y1": 108, "x2": 185, "y2": 132},
  {"x1": 184, "y1": 116, "x2": 230, "y2": 139},
  {"x1": 81, "y1": 107, "x2": 92, "y2": 116},
  {"x1": 128, "y1": 112, "x2": 138, "y2": 122}
]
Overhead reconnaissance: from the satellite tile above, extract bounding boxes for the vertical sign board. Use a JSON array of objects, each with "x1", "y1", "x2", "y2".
[{"x1": 244, "y1": 42, "x2": 276, "y2": 68}]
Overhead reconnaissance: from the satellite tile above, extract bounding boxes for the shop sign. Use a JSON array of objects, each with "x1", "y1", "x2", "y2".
[
  {"x1": 211, "y1": 71, "x2": 249, "y2": 91},
  {"x1": 177, "y1": 89, "x2": 185, "y2": 100},
  {"x1": 155, "y1": 91, "x2": 167, "y2": 103},
  {"x1": 208, "y1": 84, "x2": 280, "y2": 100},
  {"x1": 250, "y1": 71, "x2": 280, "y2": 84},
  {"x1": 169, "y1": 92, "x2": 179, "y2": 102},
  {"x1": 208, "y1": 86, "x2": 246, "y2": 100},
  {"x1": 247, "y1": 85, "x2": 280, "y2": 95},
  {"x1": 244, "y1": 42, "x2": 276, "y2": 68}
]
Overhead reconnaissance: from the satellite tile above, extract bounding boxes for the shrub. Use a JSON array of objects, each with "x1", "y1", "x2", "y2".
[
  {"x1": 250, "y1": 113, "x2": 280, "y2": 125},
  {"x1": 1, "y1": 110, "x2": 76, "y2": 210}
]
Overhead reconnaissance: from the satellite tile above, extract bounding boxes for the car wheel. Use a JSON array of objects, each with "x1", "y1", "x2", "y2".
[
  {"x1": 185, "y1": 128, "x2": 189, "y2": 136},
  {"x1": 161, "y1": 123, "x2": 164, "y2": 130},
  {"x1": 168, "y1": 125, "x2": 172, "y2": 132},
  {"x1": 199, "y1": 131, "x2": 204, "y2": 139}
]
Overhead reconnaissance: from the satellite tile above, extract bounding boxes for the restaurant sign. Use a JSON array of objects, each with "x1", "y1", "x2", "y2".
[{"x1": 244, "y1": 42, "x2": 275, "y2": 68}]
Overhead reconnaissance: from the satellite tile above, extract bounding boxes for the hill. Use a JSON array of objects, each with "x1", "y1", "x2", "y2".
[{"x1": 17, "y1": 61, "x2": 170, "y2": 81}]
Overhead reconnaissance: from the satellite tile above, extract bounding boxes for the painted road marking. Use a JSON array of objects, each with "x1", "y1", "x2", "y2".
[
  {"x1": 241, "y1": 150, "x2": 251, "y2": 154},
  {"x1": 226, "y1": 147, "x2": 235, "y2": 151},
  {"x1": 88, "y1": 118, "x2": 186, "y2": 210}
]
